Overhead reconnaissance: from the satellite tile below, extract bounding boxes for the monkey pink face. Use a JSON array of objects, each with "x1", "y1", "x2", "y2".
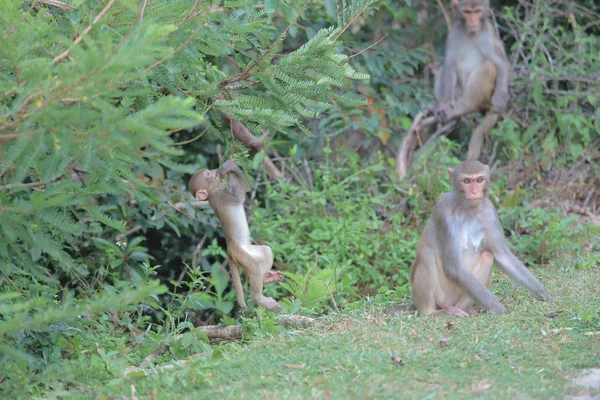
[
  {"x1": 462, "y1": 8, "x2": 483, "y2": 33},
  {"x1": 460, "y1": 174, "x2": 486, "y2": 200}
]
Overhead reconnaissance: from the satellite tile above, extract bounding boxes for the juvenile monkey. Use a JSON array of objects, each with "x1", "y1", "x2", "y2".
[
  {"x1": 189, "y1": 157, "x2": 282, "y2": 311},
  {"x1": 396, "y1": 0, "x2": 510, "y2": 178},
  {"x1": 410, "y1": 160, "x2": 552, "y2": 316}
]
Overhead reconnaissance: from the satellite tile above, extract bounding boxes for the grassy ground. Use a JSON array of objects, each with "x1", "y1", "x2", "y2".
[{"x1": 32, "y1": 265, "x2": 599, "y2": 399}]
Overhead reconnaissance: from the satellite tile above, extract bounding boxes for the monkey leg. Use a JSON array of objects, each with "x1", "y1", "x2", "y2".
[
  {"x1": 442, "y1": 60, "x2": 497, "y2": 120},
  {"x1": 248, "y1": 270, "x2": 282, "y2": 312},
  {"x1": 466, "y1": 112, "x2": 499, "y2": 161},
  {"x1": 454, "y1": 251, "x2": 494, "y2": 310},
  {"x1": 413, "y1": 247, "x2": 490, "y2": 317},
  {"x1": 229, "y1": 259, "x2": 248, "y2": 309},
  {"x1": 411, "y1": 247, "x2": 446, "y2": 316},
  {"x1": 235, "y1": 244, "x2": 282, "y2": 312}
]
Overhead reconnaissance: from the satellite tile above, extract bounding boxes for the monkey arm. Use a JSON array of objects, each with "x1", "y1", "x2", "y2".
[
  {"x1": 219, "y1": 158, "x2": 252, "y2": 197},
  {"x1": 485, "y1": 220, "x2": 553, "y2": 301},
  {"x1": 436, "y1": 213, "x2": 507, "y2": 313},
  {"x1": 439, "y1": 32, "x2": 459, "y2": 104},
  {"x1": 440, "y1": 60, "x2": 457, "y2": 104}
]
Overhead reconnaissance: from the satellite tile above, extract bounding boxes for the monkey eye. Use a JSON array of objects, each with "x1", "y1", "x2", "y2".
[
  {"x1": 476, "y1": 177, "x2": 484, "y2": 183},
  {"x1": 463, "y1": 178, "x2": 471, "y2": 184}
]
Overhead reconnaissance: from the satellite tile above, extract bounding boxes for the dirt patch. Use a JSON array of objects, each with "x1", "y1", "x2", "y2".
[{"x1": 566, "y1": 368, "x2": 600, "y2": 400}]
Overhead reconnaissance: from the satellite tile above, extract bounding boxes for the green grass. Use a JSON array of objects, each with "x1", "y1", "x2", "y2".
[{"x1": 28, "y1": 265, "x2": 599, "y2": 399}]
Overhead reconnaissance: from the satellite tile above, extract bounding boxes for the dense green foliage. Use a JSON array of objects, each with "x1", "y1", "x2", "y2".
[{"x1": 0, "y1": 0, "x2": 598, "y2": 397}]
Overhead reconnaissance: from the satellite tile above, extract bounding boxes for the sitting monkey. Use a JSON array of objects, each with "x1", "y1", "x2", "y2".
[
  {"x1": 411, "y1": 160, "x2": 552, "y2": 316},
  {"x1": 189, "y1": 157, "x2": 282, "y2": 311}
]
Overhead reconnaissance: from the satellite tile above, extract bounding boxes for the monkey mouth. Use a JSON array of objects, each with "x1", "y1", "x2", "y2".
[{"x1": 464, "y1": 197, "x2": 483, "y2": 206}]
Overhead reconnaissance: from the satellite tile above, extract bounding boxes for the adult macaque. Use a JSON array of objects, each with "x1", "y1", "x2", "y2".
[
  {"x1": 434, "y1": 0, "x2": 510, "y2": 160},
  {"x1": 189, "y1": 157, "x2": 282, "y2": 311},
  {"x1": 410, "y1": 160, "x2": 552, "y2": 316},
  {"x1": 396, "y1": 0, "x2": 510, "y2": 178}
]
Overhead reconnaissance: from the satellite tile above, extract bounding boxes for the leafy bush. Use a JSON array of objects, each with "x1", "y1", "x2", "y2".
[
  {"x1": 254, "y1": 150, "x2": 419, "y2": 301},
  {"x1": 0, "y1": 0, "x2": 376, "y2": 393},
  {"x1": 498, "y1": 206, "x2": 600, "y2": 266},
  {"x1": 491, "y1": 0, "x2": 599, "y2": 167}
]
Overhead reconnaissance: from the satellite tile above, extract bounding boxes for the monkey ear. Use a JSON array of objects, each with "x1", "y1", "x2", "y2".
[
  {"x1": 195, "y1": 189, "x2": 208, "y2": 201},
  {"x1": 447, "y1": 167, "x2": 455, "y2": 180},
  {"x1": 451, "y1": 0, "x2": 459, "y2": 12},
  {"x1": 483, "y1": 164, "x2": 490, "y2": 173}
]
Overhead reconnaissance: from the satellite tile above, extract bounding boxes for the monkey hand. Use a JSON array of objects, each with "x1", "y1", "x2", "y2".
[
  {"x1": 424, "y1": 102, "x2": 438, "y2": 116},
  {"x1": 539, "y1": 290, "x2": 555, "y2": 302},
  {"x1": 490, "y1": 302, "x2": 507, "y2": 315},
  {"x1": 434, "y1": 103, "x2": 452, "y2": 122},
  {"x1": 219, "y1": 157, "x2": 237, "y2": 176}
]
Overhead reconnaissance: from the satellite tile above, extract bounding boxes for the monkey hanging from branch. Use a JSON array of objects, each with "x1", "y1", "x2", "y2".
[
  {"x1": 396, "y1": 0, "x2": 511, "y2": 179},
  {"x1": 188, "y1": 156, "x2": 283, "y2": 312},
  {"x1": 410, "y1": 160, "x2": 553, "y2": 316}
]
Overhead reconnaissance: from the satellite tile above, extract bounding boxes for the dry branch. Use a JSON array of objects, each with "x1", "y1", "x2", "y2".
[
  {"x1": 396, "y1": 108, "x2": 484, "y2": 179},
  {"x1": 229, "y1": 118, "x2": 284, "y2": 180},
  {"x1": 26, "y1": 0, "x2": 74, "y2": 10},
  {"x1": 177, "y1": 314, "x2": 316, "y2": 341},
  {"x1": 0, "y1": 174, "x2": 64, "y2": 191}
]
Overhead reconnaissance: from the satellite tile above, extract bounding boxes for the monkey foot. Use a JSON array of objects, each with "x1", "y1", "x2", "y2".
[
  {"x1": 433, "y1": 306, "x2": 472, "y2": 317},
  {"x1": 256, "y1": 296, "x2": 282, "y2": 312},
  {"x1": 263, "y1": 270, "x2": 284, "y2": 284}
]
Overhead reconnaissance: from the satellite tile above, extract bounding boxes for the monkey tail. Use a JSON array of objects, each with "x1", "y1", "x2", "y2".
[
  {"x1": 467, "y1": 112, "x2": 499, "y2": 160},
  {"x1": 396, "y1": 112, "x2": 424, "y2": 179}
]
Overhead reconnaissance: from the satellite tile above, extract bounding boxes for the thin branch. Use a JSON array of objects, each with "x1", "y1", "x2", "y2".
[
  {"x1": 217, "y1": 2, "x2": 309, "y2": 90},
  {"x1": 436, "y1": 0, "x2": 452, "y2": 28},
  {"x1": 0, "y1": 133, "x2": 19, "y2": 143},
  {"x1": 325, "y1": 282, "x2": 340, "y2": 314},
  {"x1": 115, "y1": 225, "x2": 143, "y2": 242},
  {"x1": 349, "y1": 34, "x2": 387, "y2": 59},
  {"x1": 0, "y1": 269, "x2": 26, "y2": 300},
  {"x1": 53, "y1": 0, "x2": 117, "y2": 64},
  {"x1": 138, "y1": 0, "x2": 148, "y2": 21},
  {"x1": 190, "y1": 234, "x2": 207, "y2": 271},
  {"x1": 143, "y1": 22, "x2": 203, "y2": 72},
  {"x1": 335, "y1": 0, "x2": 377, "y2": 40},
  {"x1": 27, "y1": 0, "x2": 74, "y2": 10},
  {"x1": 0, "y1": 175, "x2": 63, "y2": 191}
]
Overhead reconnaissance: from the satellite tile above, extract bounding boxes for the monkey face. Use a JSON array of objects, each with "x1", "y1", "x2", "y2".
[
  {"x1": 463, "y1": 9, "x2": 482, "y2": 32},
  {"x1": 458, "y1": 0, "x2": 486, "y2": 33},
  {"x1": 460, "y1": 174, "x2": 486, "y2": 201},
  {"x1": 201, "y1": 168, "x2": 220, "y2": 190}
]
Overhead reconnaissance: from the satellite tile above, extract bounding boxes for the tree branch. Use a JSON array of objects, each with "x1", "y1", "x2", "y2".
[
  {"x1": 53, "y1": 0, "x2": 116, "y2": 64},
  {"x1": 0, "y1": 175, "x2": 64, "y2": 191},
  {"x1": 229, "y1": 118, "x2": 284, "y2": 180},
  {"x1": 27, "y1": 0, "x2": 74, "y2": 10}
]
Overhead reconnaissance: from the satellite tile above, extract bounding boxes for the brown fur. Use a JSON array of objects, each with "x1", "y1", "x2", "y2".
[
  {"x1": 189, "y1": 158, "x2": 282, "y2": 311},
  {"x1": 410, "y1": 160, "x2": 552, "y2": 316},
  {"x1": 434, "y1": 0, "x2": 510, "y2": 160}
]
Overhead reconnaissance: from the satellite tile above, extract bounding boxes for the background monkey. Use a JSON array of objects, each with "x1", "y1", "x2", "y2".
[
  {"x1": 189, "y1": 157, "x2": 282, "y2": 312},
  {"x1": 434, "y1": 0, "x2": 510, "y2": 160},
  {"x1": 396, "y1": 0, "x2": 511, "y2": 178},
  {"x1": 410, "y1": 160, "x2": 552, "y2": 316}
]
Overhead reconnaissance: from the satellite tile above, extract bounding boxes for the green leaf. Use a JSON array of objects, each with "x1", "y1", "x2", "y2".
[{"x1": 533, "y1": 80, "x2": 543, "y2": 105}]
